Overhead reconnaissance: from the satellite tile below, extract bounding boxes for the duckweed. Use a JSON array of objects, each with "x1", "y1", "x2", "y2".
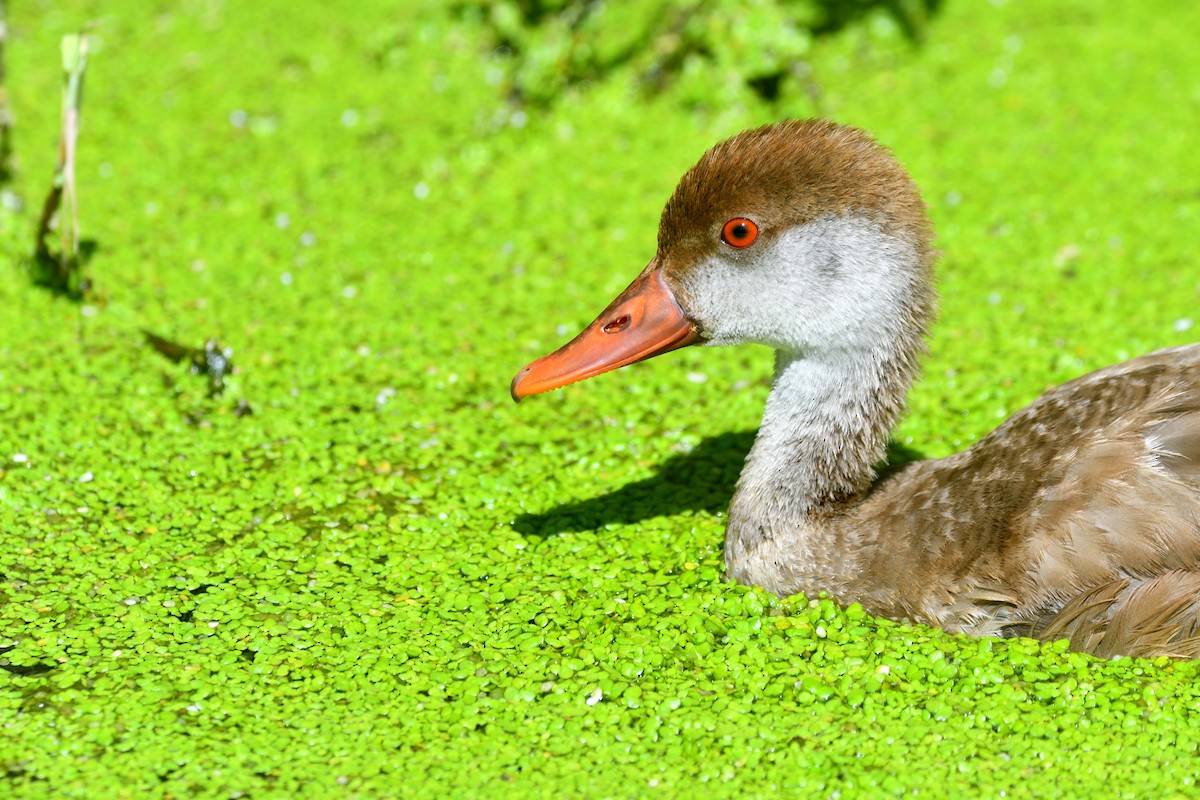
[{"x1": 2, "y1": 0, "x2": 1200, "y2": 797}]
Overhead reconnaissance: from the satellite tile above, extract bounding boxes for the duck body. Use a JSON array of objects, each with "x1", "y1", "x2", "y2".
[
  {"x1": 730, "y1": 342, "x2": 1200, "y2": 658},
  {"x1": 512, "y1": 120, "x2": 1200, "y2": 658}
]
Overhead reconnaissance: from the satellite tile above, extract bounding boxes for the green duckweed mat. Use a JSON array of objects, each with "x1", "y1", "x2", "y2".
[{"x1": 2, "y1": 1, "x2": 1200, "y2": 797}]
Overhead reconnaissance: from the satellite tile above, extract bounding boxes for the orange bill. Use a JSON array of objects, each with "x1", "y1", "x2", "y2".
[{"x1": 511, "y1": 265, "x2": 698, "y2": 401}]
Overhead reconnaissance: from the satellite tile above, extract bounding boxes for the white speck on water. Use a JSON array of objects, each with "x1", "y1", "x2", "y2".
[
  {"x1": 12, "y1": 453, "x2": 28, "y2": 463},
  {"x1": 340, "y1": 108, "x2": 360, "y2": 127},
  {"x1": 414, "y1": 182, "x2": 430, "y2": 201},
  {"x1": 123, "y1": 597, "x2": 139, "y2": 606},
  {"x1": 342, "y1": 285, "x2": 358, "y2": 299},
  {"x1": 586, "y1": 687, "x2": 603, "y2": 706},
  {"x1": 275, "y1": 212, "x2": 291, "y2": 229},
  {"x1": 376, "y1": 387, "x2": 396, "y2": 407},
  {"x1": 79, "y1": 472, "x2": 94, "y2": 483},
  {"x1": 229, "y1": 109, "x2": 248, "y2": 128},
  {"x1": 208, "y1": 621, "x2": 219, "y2": 628},
  {"x1": 280, "y1": 272, "x2": 293, "y2": 286},
  {"x1": 556, "y1": 324, "x2": 570, "y2": 336},
  {"x1": 81, "y1": 305, "x2": 99, "y2": 317},
  {"x1": 987, "y1": 292, "x2": 1001, "y2": 306},
  {"x1": 944, "y1": 190, "x2": 962, "y2": 208},
  {"x1": 988, "y1": 68, "x2": 1007, "y2": 88},
  {"x1": 186, "y1": 704, "x2": 202, "y2": 712},
  {"x1": 686, "y1": 372, "x2": 708, "y2": 384},
  {"x1": 1054, "y1": 243, "x2": 1080, "y2": 267},
  {"x1": 815, "y1": 625, "x2": 827, "y2": 638},
  {"x1": 510, "y1": 110, "x2": 528, "y2": 128},
  {"x1": 299, "y1": 231, "x2": 316, "y2": 247},
  {"x1": 1174, "y1": 318, "x2": 1194, "y2": 332}
]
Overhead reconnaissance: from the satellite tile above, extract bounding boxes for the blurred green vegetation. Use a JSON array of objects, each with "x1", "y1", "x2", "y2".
[
  {"x1": 456, "y1": 0, "x2": 941, "y2": 106},
  {"x1": 1, "y1": 0, "x2": 1199, "y2": 797}
]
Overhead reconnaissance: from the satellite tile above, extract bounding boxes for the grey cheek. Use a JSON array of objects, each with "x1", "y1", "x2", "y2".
[{"x1": 815, "y1": 250, "x2": 840, "y2": 279}]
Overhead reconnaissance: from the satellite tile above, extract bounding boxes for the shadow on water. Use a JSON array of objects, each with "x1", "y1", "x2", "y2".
[
  {"x1": 514, "y1": 432, "x2": 928, "y2": 539},
  {"x1": 513, "y1": 431, "x2": 756, "y2": 539}
]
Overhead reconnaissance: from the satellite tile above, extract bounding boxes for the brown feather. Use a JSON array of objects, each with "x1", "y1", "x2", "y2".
[{"x1": 842, "y1": 345, "x2": 1200, "y2": 656}]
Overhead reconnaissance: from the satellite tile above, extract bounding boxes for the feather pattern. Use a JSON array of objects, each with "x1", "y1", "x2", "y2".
[{"x1": 841, "y1": 345, "x2": 1200, "y2": 657}]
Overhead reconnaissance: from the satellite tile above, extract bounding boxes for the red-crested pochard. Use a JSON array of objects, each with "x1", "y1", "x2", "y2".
[{"x1": 511, "y1": 119, "x2": 1200, "y2": 659}]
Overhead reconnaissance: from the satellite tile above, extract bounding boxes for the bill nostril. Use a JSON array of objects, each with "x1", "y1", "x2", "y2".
[{"x1": 602, "y1": 314, "x2": 632, "y2": 334}]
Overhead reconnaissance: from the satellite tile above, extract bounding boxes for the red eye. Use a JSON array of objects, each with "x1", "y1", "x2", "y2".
[{"x1": 721, "y1": 218, "x2": 758, "y2": 248}]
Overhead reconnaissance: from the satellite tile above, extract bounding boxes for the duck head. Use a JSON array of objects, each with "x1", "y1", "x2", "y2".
[{"x1": 511, "y1": 119, "x2": 937, "y2": 401}]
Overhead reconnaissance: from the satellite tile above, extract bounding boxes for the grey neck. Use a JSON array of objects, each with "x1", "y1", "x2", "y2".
[
  {"x1": 736, "y1": 347, "x2": 901, "y2": 517},
  {"x1": 722, "y1": 336, "x2": 923, "y2": 590}
]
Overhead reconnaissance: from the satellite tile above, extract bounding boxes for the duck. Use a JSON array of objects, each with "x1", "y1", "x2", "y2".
[{"x1": 510, "y1": 119, "x2": 1200, "y2": 659}]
